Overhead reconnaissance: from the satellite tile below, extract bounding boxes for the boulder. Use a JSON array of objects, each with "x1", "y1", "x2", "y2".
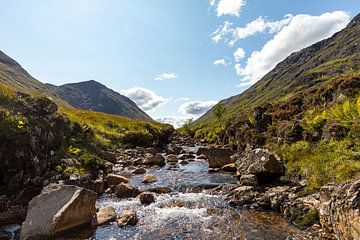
[
  {"x1": 106, "y1": 174, "x2": 129, "y2": 187},
  {"x1": 239, "y1": 174, "x2": 258, "y2": 186},
  {"x1": 142, "y1": 174, "x2": 157, "y2": 184},
  {"x1": 208, "y1": 168, "x2": 220, "y2": 173},
  {"x1": 148, "y1": 186, "x2": 172, "y2": 194},
  {"x1": 117, "y1": 210, "x2": 138, "y2": 227},
  {"x1": 166, "y1": 154, "x2": 178, "y2": 163},
  {"x1": 114, "y1": 183, "x2": 140, "y2": 198},
  {"x1": 166, "y1": 144, "x2": 183, "y2": 155},
  {"x1": 138, "y1": 192, "x2": 156, "y2": 205},
  {"x1": 221, "y1": 163, "x2": 237, "y2": 172},
  {"x1": 197, "y1": 154, "x2": 207, "y2": 160},
  {"x1": 179, "y1": 160, "x2": 189, "y2": 165},
  {"x1": 196, "y1": 148, "x2": 235, "y2": 168},
  {"x1": 178, "y1": 154, "x2": 195, "y2": 160},
  {"x1": 319, "y1": 179, "x2": 360, "y2": 239},
  {"x1": 235, "y1": 149, "x2": 285, "y2": 183},
  {"x1": 92, "y1": 206, "x2": 116, "y2": 226},
  {"x1": 143, "y1": 154, "x2": 166, "y2": 166},
  {"x1": 20, "y1": 184, "x2": 97, "y2": 240},
  {"x1": 132, "y1": 168, "x2": 146, "y2": 174}
]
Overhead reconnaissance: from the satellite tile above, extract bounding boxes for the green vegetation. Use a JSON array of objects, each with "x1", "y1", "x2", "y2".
[{"x1": 61, "y1": 108, "x2": 173, "y2": 149}]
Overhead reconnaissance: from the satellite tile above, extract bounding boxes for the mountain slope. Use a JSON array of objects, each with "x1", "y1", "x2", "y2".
[
  {"x1": 47, "y1": 80, "x2": 152, "y2": 121},
  {"x1": 196, "y1": 13, "x2": 360, "y2": 124},
  {"x1": 0, "y1": 50, "x2": 71, "y2": 107}
]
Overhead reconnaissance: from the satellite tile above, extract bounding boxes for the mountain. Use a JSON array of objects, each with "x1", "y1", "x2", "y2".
[
  {"x1": 0, "y1": 50, "x2": 71, "y2": 107},
  {"x1": 196, "y1": 13, "x2": 360, "y2": 125},
  {"x1": 46, "y1": 80, "x2": 152, "y2": 121}
]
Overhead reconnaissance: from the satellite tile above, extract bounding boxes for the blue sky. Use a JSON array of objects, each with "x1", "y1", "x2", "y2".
[{"x1": 0, "y1": 0, "x2": 359, "y2": 126}]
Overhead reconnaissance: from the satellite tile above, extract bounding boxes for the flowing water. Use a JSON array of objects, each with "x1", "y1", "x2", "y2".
[{"x1": 92, "y1": 146, "x2": 299, "y2": 240}]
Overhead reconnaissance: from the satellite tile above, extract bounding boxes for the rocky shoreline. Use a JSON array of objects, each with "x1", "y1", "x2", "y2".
[{"x1": 1, "y1": 135, "x2": 360, "y2": 239}]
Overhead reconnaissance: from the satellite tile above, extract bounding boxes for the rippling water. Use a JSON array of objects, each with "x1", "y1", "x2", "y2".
[{"x1": 92, "y1": 151, "x2": 298, "y2": 240}]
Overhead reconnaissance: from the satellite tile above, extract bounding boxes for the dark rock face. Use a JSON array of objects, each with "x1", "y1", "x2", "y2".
[
  {"x1": 138, "y1": 192, "x2": 155, "y2": 205},
  {"x1": 196, "y1": 148, "x2": 235, "y2": 168},
  {"x1": 234, "y1": 149, "x2": 285, "y2": 183},
  {"x1": 319, "y1": 179, "x2": 360, "y2": 239}
]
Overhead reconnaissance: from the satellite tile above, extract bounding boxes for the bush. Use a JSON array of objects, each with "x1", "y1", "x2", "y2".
[{"x1": 78, "y1": 152, "x2": 103, "y2": 169}]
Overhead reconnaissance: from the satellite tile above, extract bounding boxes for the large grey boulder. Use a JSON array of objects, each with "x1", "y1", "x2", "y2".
[
  {"x1": 196, "y1": 147, "x2": 235, "y2": 168},
  {"x1": 20, "y1": 184, "x2": 97, "y2": 240},
  {"x1": 234, "y1": 149, "x2": 285, "y2": 183}
]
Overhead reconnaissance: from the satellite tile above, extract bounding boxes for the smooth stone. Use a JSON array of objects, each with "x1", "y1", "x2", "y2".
[
  {"x1": 92, "y1": 206, "x2": 116, "y2": 226},
  {"x1": 141, "y1": 174, "x2": 157, "y2": 184}
]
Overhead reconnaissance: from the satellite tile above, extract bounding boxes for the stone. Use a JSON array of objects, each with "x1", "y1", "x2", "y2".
[
  {"x1": 196, "y1": 147, "x2": 235, "y2": 168},
  {"x1": 146, "y1": 148, "x2": 158, "y2": 155},
  {"x1": 138, "y1": 192, "x2": 156, "y2": 205},
  {"x1": 133, "y1": 158, "x2": 143, "y2": 166},
  {"x1": 141, "y1": 174, "x2": 157, "y2": 184},
  {"x1": 234, "y1": 149, "x2": 285, "y2": 183},
  {"x1": 179, "y1": 160, "x2": 189, "y2": 165},
  {"x1": 20, "y1": 184, "x2": 97, "y2": 240},
  {"x1": 166, "y1": 144, "x2": 183, "y2": 155},
  {"x1": 319, "y1": 179, "x2": 360, "y2": 240},
  {"x1": 132, "y1": 168, "x2": 146, "y2": 174},
  {"x1": 143, "y1": 153, "x2": 166, "y2": 166},
  {"x1": 178, "y1": 154, "x2": 195, "y2": 160},
  {"x1": 221, "y1": 163, "x2": 237, "y2": 172},
  {"x1": 148, "y1": 186, "x2": 172, "y2": 194},
  {"x1": 117, "y1": 210, "x2": 138, "y2": 227},
  {"x1": 106, "y1": 174, "x2": 129, "y2": 187},
  {"x1": 208, "y1": 168, "x2": 220, "y2": 173},
  {"x1": 239, "y1": 174, "x2": 258, "y2": 186},
  {"x1": 197, "y1": 154, "x2": 207, "y2": 160},
  {"x1": 166, "y1": 154, "x2": 178, "y2": 163},
  {"x1": 114, "y1": 183, "x2": 140, "y2": 198},
  {"x1": 92, "y1": 206, "x2": 116, "y2": 226}
]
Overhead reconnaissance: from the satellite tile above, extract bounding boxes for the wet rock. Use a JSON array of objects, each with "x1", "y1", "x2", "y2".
[
  {"x1": 132, "y1": 168, "x2": 146, "y2": 174},
  {"x1": 197, "y1": 147, "x2": 235, "y2": 168},
  {"x1": 166, "y1": 144, "x2": 183, "y2": 155},
  {"x1": 319, "y1": 179, "x2": 360, "y2": 240},
  {"x1": 114, "y1": 183, "x2": 140, "y2": 198},
  {"x1": 179, "y1": 160, "x2": 189, "y2": 165},
  {"x1": 178, "y1": 154, "x2": 195, "y2": 160},
  {"x1": 92, "y1": 206, "x2": 116, "y2": 226},
  {"x1": 117, "y1": 210, "x2": 138, "y2": 227},
  {"x1": 166, "y1": 154, "x2": 178, "y2": 163},
  {"x1": 93, "y1": 178, "x2": 105, "y2": 194},
  {"x1": 145, "y1": 148, "x2": 158, "y2": 155},
  {"x1": 239, "y1": 174, "x2": 258, "y2": 186},
  {"x1": 234, "y1": 149, "x2": 285, "y2": 183},
  {"x1": 148, "y1": 186, "x2": 172, "y2": 194},
  {"x1": 20, "y1": 184, "x2": 97, "y2": 240},
  {"x1": 143, "y1": 153, "x2": 166, "y2": 166},
  {"x1": 208, "y1": 168, "x2": 220, "y2": 173},
  {"x1": 133, "y1": 158, "x2": 143, "y2": 166},
  {"x1": 221, "y1": 163, "x2": 237, "y2": 172},
  {"x1": 197, "y1": 154, "x2": 207, "y2": 159},
  {"x1": 138, "y1": 192, "x2": 156, "y2": 205},
  {"x1": 106, "y1": 174, "x2": 129, "y2": 187},
  {"x1": 142, "y1": 174, "x2": 157, "y2": 184}
]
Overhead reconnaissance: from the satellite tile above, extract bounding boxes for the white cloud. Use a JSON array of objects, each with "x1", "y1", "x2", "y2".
[
  {"x1": 233, "y1": 48, "x2": 245, "y2": 62},
  {"x1": 213, "y1": 59, "x2": 227, "y2": 66},
  {"x1": 209, "y1": 0, "x2": 216, "y2": 7},
  {"x1": 236, "y1": 11, "x2": 350, "y2": 86},
  {"x1": 154, "y1": 73, "x2": 179, "y2": 81},
  {"x1": 179, "y1": 100, "x2": 218, "y2": 115},
  {"x1": 121, "y1": 87, "x2": 167, "y2": 111},
  {"x1": 217, "y1": 0, "x2": 246, "y2": 17},
  {"x1": 211, "y1": 15, "x2": 292, "y2": 45},
  {"x1": 156, "y1": 116, "x2": 189, "y2": 128}
]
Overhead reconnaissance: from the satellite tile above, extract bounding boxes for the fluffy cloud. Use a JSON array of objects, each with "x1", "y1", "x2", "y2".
[
  {"x1": 156, "y1": 116, "x2": 189, "y2": 128},
  {"x1": 217, "y1": 0, "x2": 246, "y2": 17},
  {"x1": 179, "y1": 100, "x2": 218, "y2": 115},
  {"x1": 121, "y1": 87, "x2": 167, "y2": 111},
  {"x1": 209, "y1": 0, "x2": 216, "y2": 7},
  {"x1": 211, "y1": 15, "x2": 292, "y2": 45},
  {"x1": 233, "y1": 48, "x2": 245, "y2": 62},
  {"x1": 154, "y1": 73, "x2": 179, "y2": 81},
  {"x1": 213, "y1": 59, "x2": 227, "y2": 66},
  {"x1": 236, "y1": 11, "x2": 350, "y2": 86}
]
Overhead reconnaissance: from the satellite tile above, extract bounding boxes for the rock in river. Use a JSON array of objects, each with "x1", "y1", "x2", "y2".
[
  {"x1": 196, "y1": 147, "x2": 235, "y2": 168},
  {"x1": 106, "y1": 174, "x2": 129, "y2": 187},
  {"x1": 92, "y1": 206, "x2": 116, "y2": 226},
  {"x1": 20, "y1": 184, "x2": 97, "y2": 240},
  {"x1": 114, "y1": 183, "x2": 140, "y2": 198},
  {"x1": 138, "y1": 192, "x2": 156, "y2": 205},
  {"x1": 117, "y1": 210, "x2": 138, "y2": 227},
  {"x1": 142, "y1": 174, "x2": 158, "y2": 184},
  {"x1": 143, "y1": 153, "x2": 166, "y2": 166}
]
